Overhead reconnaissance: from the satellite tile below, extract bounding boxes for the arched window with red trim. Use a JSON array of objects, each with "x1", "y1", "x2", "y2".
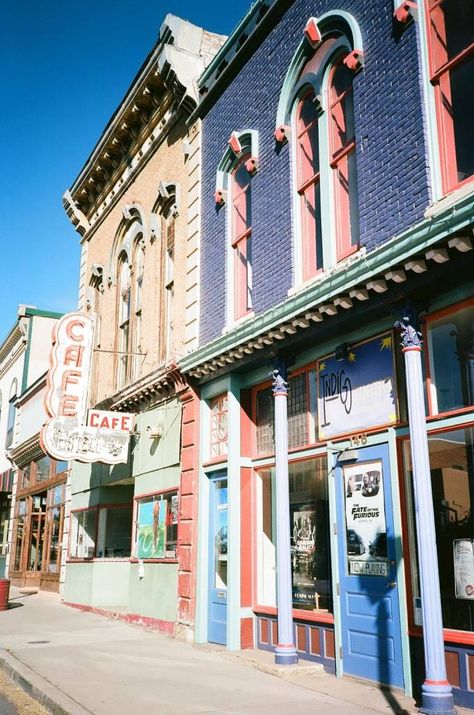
[
  {"x1": 426, "y1": 0, "x2": 474, "y2": 192},
  {"x1": 231, "y1": 156, "x2": 253, "y2": 320},
  {"x1": 296, "y1": 91, "x2": 323, "y2": 280},
  {"x1": 329, "y1": 57, "x2": 359, "y2": 260}
]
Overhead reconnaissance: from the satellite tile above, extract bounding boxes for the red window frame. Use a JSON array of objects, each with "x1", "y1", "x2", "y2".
[
  {"x1": 296, "y1": 91, "x2": 323, "y2": 281},
  {"x1": 329, "y1": 57, "x2": 359, "y2": 261},
  {"x1": 231, "y1": 157, "x2": 252, "y2": 320},
  {"x1": 426, "y1": 0, "x2": 474, "y2": 192}
]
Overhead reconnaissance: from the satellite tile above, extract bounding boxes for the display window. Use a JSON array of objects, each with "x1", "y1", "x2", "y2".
[
  {"x1": 134, "y1": 490, "x2": 178, "y2": 560},
  {"x1": 209, "y1": 394, "x2": 228, "y2": 460},
  {"x1": 255, "y1": 456, "x2": 332, "y2": 614},
  {"x1": 402, "y1": 425, "x2": 474, "y2": 638},
  {"x1": 69, "y1": 505, "x2": 133, "y2": 559},
  {"x1": 426, "y1": 300, "x2": 474, "y2": 417}
]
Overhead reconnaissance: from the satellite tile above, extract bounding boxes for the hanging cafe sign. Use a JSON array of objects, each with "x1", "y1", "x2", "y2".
[{"x1": 40, "y1": 312, "x2": 134, "y2": 464}]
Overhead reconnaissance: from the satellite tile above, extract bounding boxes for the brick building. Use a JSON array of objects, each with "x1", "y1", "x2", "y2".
[
  {"x1": 61, "y1": 15, "x2": 224, "y2": 638},
  {"x1": 178, "y1": 0, "x2": 474, "y2": 709}
]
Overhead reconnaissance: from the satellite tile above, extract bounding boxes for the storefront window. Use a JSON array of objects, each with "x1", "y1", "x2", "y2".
[
  {"x1": 20, "y1": 464, "x2": 31, "y2": 489},
  {"x1": 256, "y1": 457, "x2": 332, "y2": 612},
  {"x1": 13, "y1": 499, "x2": 27, "y2": 571},
  {"x1": 427, "y1": 303, "x2": 474, "y2": 414},
  {"x1": 69, "y1": 509, "x2": 98, "y2": 559},
  {"x1": 403, "y1": 427, "x2": 474, "y2": 631},
  {"x1": 135, "y1": 491, "x2": 179, "y2": 559},
  {"x1": 97, "y1": 506, "x2": 133, "y2": 558}
]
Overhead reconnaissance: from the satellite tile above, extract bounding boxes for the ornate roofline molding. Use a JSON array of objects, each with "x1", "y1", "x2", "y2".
[
  {"x1": 8, "y1": 432, "x2": 43, "y2": 469},
  {"x1": 98, "y1": 362, "x2": 188, "y2": 412}
]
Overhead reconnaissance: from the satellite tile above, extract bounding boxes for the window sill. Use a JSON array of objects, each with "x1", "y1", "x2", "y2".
[
  {"x1": 202, "y1": 457, "x2": 229, "y2": 468},
  {"x1": 67, "y1": 557, "x2": 131, "y2": 563},
  {"x1": 129, "y1": 558, "x2": 178, "y2": 564},
  {"x1": 424, "y1": 176, "x2": 474, "y2": 219},
  {"x1": 222, "y1": 311, "x2": 255, "y2": 334},
  {"x1": 254, "y1": 604, "x2": 334, "y2": 624}
]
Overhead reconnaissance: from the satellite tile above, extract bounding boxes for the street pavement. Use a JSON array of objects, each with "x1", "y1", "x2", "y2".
[{"x1": 0, "y1": 588, "x2": 467, "y2": 715}]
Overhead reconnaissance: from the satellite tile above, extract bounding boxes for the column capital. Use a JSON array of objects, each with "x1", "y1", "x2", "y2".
[
  {"x1": 394, "y1": 315, "x2": 423, "y2": 350},
  {"x1": 271, "y1": 361, "x2": 288, "y2": 396}
]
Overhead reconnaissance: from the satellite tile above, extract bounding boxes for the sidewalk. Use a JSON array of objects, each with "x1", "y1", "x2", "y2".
[{"x1": 0, "y1": 588, "x2": 465, "y2": 715}]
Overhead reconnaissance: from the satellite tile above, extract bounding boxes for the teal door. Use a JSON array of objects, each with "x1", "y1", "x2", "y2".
[
  {"x1": 208, "y1": 474, "x2": 228, "y2": 645},
  {"x1": 336, "y1": 444, "x2": 404, "y2": 688}
]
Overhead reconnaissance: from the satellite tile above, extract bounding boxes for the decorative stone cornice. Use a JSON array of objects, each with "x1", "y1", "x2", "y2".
[
  {"x1": 65, "y1": 15, "x2": 225, "y2": 230},
  {"x1": 103, "y1": 362, "x2": 188, "y2": 412},
  {"x1": 8, "y1": 432, "x2": 43, "y2": 469}
]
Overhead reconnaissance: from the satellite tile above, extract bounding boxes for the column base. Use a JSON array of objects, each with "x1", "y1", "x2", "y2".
[
  {"x1": 418, "y1": 682, "x2": 456, "y2": 715},
  {"x1": 275, "y1": 644, "x2": 298, "y2": 665}
]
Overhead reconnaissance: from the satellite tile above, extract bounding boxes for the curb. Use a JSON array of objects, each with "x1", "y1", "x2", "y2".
[{"x1": 0, "y1": 651, "x2": 92, "y2": 715}]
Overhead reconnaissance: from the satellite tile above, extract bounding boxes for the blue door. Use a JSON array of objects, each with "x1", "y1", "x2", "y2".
[
  {"x1": 336, "y1": 443, "x2": 404, "y2": 688},
  {"x1": 208, "y1": 474, "x2": 228, "y2": 645}
]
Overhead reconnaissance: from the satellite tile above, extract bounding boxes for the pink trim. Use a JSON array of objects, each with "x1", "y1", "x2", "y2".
[
  {"x1": 343, "y1": 49, "x2": 364, "y2": 71},
  {"x1": 64, "y1": 601, "x2": 175, "y2": 635},
  {"x1": 402, "y1": 346, "x2": 422, "y2": 353},
  {"x1": 134, "y1": 486, "x2": 179, "y2": 501},
  {"x1": 228, "y1": 131, "x2": 242, "y2": 155},
  {"x1": 214, "y1": 190, "x2": 226, "y2": 206},
  {"x1": 393, "y1": 1, "x2": 418, "y2": 23},
  {"x1": 245, "y1": 157, "x2": 258, "y2": 174},
  {"x1": 304, "y1": 17, "x2": 321, "y2": 48},
  {"x1": 274, "y1": 125, "x2": 289, "y2": 143},
  {"x1": 254, "y1": 604, "x2": 334, "y2": 624}
]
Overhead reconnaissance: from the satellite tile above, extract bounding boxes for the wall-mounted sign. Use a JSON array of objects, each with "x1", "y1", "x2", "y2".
[
  {"x1": 344, "y1": 459, "x2": 388, "y2": 577},
  {"x1": 318, "y1": 333, "x2": 398, "y2": 440},
  {"x1": 41, "y1": 312, "x2": 133, "y2": 465}
]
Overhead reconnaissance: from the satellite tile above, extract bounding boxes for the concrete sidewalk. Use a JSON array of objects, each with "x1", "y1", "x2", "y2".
[{"x1": 0, "y1": 588, "x2": 464, "y2": 715}]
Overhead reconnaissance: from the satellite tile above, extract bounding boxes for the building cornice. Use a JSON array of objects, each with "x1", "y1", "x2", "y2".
[
  {"x1": 0, "y1": 322, "x2": 27, "y2": 373},
  {"x1": 98, "y1": 362, "x2": 188, "y2": 412},
  {"x1": 8, "y1": 432, "x2": 43, "y2": 469},
  {"x1": 65, "y1": 15, "x2": 225, "y2": 229},
  {"x1": 178, "y1": 190, "x2": 474, "y2": 377}
]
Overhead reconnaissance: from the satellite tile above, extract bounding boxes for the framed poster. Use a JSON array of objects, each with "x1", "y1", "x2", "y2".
[
  {"x1": 137, "y1": 499, "x2": 167, "y2": 559},
  {"x1": 291, "y1": 503, "x2": 317, "y2": 607},
  {"x1": 454, "y1": 539, "x2": 474, "y2": 600},
  {"x1": 344, "y1": 460, "x2": 388, "y2": 576}
]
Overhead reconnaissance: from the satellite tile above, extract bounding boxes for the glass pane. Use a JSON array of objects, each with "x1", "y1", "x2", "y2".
[
  {"x1": 288, "y1": 373, "x2": 308, "y2": 449},
  {"x1": 432, "y1": 0, "x2": 474, "y2": 65},
  {"x1": 47, "y1": 506, "x2": 63, "y2": 573},
  {"x1": 21, "y1": 464, "x2": 31, "y2": 489},
  {"x1": 97, "y1": 507, "x2": 132, "y2": 558},
  {"x1": 13, "y1": 515, "x2": 25, "y2": 571},
  {"x1": 331, "y1": 63, "x2": 355, "y2": 150},
  {"x1": 301, "y1": 179, "x2": 323, "y2": 275},
  {"x1": 55, "y1": 460, "x2": 68, "y2": 476},
  {"x1": 210, "y1": 395, "x2": 228, "y2": 458},
  {"x1": 429, "y1": 304, "x2": 474, "y2": 413},
  {"x1": 214, "y1": 480, "x2": 228, "y2": 589},
  {"x1": 36, "y1": 456, "x2": 51, "y2": 482},
  {"x1": 70, "y1": 509, "x2": 97, "y2": 559},
  {"x1": 256, "y1": 389, "x2": 275, "y2": 456},
  {"x1": 404, "y1": 428, "x2": 474, "y2": 631},
  {"x1": 449, "y1": 59, "x2": 474, "y2": 183},
  {"x1": 137, "y1": 496, "x2": 176, "y2": 559},
  {"x1": 297, "y1": 95, "x2": 319, "y2": 186},
  {"x1": 28, "y1": 513, "x2": 45, "y2": 571}
]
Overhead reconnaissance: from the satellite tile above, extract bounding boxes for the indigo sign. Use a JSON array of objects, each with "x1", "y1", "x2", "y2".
[{"x1": 317, "y1": 333, "x2": 397, "y2": 440}]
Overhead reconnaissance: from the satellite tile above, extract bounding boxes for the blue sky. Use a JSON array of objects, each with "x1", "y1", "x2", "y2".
[{"x1": 0, "y1": 1, "x2": 251, "y2": 339}]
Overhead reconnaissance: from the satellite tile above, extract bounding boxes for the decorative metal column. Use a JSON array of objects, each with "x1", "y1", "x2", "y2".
[
  {"x1": 272, "y1": 365, "x2": 298, "y2": 665},
  {"x1": 395, "y1": 316, "x2": 455, "y2": 715}
]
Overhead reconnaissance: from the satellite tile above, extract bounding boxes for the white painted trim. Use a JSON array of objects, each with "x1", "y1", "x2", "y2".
[{"x1": 227, "y1": 375, "x2": 242, "y2": 649}]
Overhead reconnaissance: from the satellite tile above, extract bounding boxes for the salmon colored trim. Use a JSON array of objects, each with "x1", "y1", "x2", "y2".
[
  {"x1": 64, "y1": 601, "x2": 175, "y2": 635},
  {"x1": 129, "y1": 558, "x2": 178, "y2": 564},
  {"x1": 425, "y1": 679, "x2": 450, "y2": 686},
  {"x1": 134, "y1": 486, "x2": 179, "y2": 501},
  {"x1": 240, "y1": 467, "x2": 254, "y2": 607}
]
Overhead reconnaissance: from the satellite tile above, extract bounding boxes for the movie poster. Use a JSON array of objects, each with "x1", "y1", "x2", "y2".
[
  {"x1": 137, "y1": 499, "x2": 167, "y2": 559},
  {"x1": 291, "y1": 503, "x2": 317, "y2": 607},
  {"x1": 454, "y1": 540, "x2": 474, "y2": 600},
  {"x1": 344, "y1": 460, "x2": 388, "y2": 576}
]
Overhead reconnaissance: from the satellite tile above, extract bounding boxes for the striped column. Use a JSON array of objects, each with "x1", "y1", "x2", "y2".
[
  {"x1": 396, "y1": 316, "x2": 455, "y2": 715},
  {"x1": 272, "y1": 365, "x2": 298, "y2": 665}
]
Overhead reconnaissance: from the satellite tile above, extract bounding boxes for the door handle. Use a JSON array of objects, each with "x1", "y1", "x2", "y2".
[{"x1": 387, "y1": 581, "x2": 397, "y2": 589}]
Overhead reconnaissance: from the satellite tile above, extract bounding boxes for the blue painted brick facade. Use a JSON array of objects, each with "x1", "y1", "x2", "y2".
[{"x1": 199, "y1": 0, "x2": 431, "y2": 345}]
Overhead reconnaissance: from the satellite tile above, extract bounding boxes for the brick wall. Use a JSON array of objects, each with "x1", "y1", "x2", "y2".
[{"x1": 199, "y1": 0, "x2": 430, "y2": 344}]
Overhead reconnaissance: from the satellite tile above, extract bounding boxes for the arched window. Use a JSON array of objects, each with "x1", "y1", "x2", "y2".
[
  {"x1": 117, "y1": 255, "x2": 131, "y2": 389},
  {"x1": 426, "y1": 0, "x2": 474, "y2": 192},
  {"x1": 329, "y1": 58, "x2": 359, "y2": 260},
  {"x1": 132, "y1": 242, "x2": 145, "y2": 377},
  {"x1": 6, "y1": 379, "x2": 17, "y2": 448},
  {"x1": 231, "y1": 156, "x2": 253, "y2": 320},
  {"x1": 277, "y1": 13, "x2": 363, "y2": 285},
  {"x1": 296, "y1": 91, "x2": 323, "y2": 279}
]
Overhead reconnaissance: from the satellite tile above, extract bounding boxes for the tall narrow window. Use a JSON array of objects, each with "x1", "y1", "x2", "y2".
[
  {"x1": 117, "y1": 257, "x2": 131, "y2": 389},
  {"x1": 427, "y1": 0, "x2": 474, "y2": 191},
  {"x1": 296, "y1": 92, "x2": 323, "y2": 280},
  {"x1": 329, "y1": 58, "x2": 359, "y2": 259},
  {"x1": 133, "y1": 245, "x2": 144, "y2": 379},
  {"x1": 164, "y1": 216, "x2": 175, "y2": 359},
  {"x1": 232, "y1": 158, "x2": 252, "y2": 320},
  {"x1": 5, "y1": 379, "x2": 17, "y2": 448}
]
